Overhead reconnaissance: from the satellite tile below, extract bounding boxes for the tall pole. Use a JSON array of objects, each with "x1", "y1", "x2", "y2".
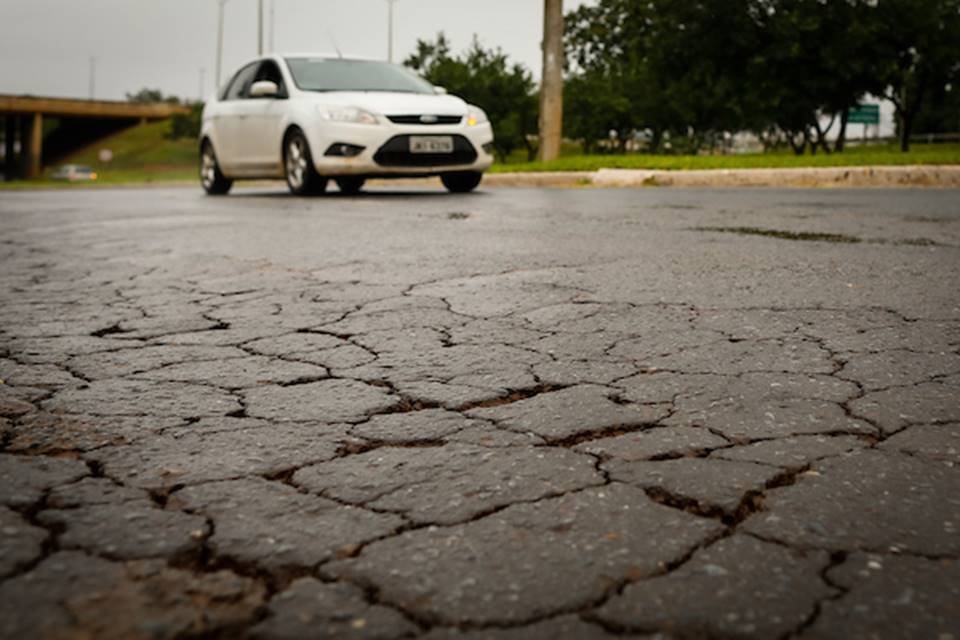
[
  {"x1": 26, "y1": 113, "x2": 42, "y2": 179},
  {"x1": 387, "y1": 0, "x2": 397, "y2": 62},
  {"x1": 88, "y1": 56, "x2": 96, "y2": 100},
  {"x1": 258, "y1": 0, "x2": 264, "y2": 55},
  {"x1": 216, "y1": 0, "x2": 228, "y2": 89},
  {"x1": 4, "y1": 117, "x2": 16, "y2": 182},
  {"x1": 269, "y1": 0, "x2": 275, "y2": 52},
  {"x1": 199, "y1": 68, "x2": 206, "y2": 102},
  {"x1": 539, "y1": 0, "x2": 564, "y2": 162}
]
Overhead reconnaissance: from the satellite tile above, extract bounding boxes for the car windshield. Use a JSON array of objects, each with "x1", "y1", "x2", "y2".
[{"x1": 285, "y1": 58, "x2": 435, "y2": 94}]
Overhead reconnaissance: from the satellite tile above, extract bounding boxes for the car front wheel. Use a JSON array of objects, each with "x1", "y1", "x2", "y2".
[
  {"x1": 441, "y1": 171, "x2": 483, "y2": 193},
  {"x1": 200, "y1": 142, "x2": 233, "y2": 195},
  {"x1": 284, "y1": 131, "x2": 327, "y2": 196}
]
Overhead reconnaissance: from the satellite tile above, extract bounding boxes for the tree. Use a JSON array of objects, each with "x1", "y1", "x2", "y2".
[
  {"x1": 648, "y1": 0, "x2": 764, "y2": 149},
  {"x1": 560, "y1": 0, "x2": 960, "y2": 155},
  {"x1": 167, "y1": 103, "x2": 203, "y2": 140},
  {"x1": 564, "y1": 0, "x2": 758, "y2": 153},
  {"x1": 814, "y1": 0, "x2": 882, "y2": 152},
  {"x1": 563, "y1": 72, "x2": 631, "y2": 153},
  {"x1": 125, "y1": 88, "x2": 181, "y2": 105},
  {"x1": 914, "y1": 80, "x2": 960, "y2": 136},
  {"x1": 405, "y1": 35, "x2": 538, "y2": 161},
  {"x1": 745, "y1": 0, "x2": 873, "y2": 154},
  {"x1": 869, "y1": 0, "x2": 960, "y2": 151},
  {"x1": 562, "y1": 0, "x2": 927, "y2": 155},
  {"x1": 564, "y1": 0, "x2": 666, "y2": 152}
]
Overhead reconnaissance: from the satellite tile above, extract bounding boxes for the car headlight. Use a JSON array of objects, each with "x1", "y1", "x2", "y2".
[
  {"x1": 316, "y1": 106, "x2": 380, "y2": 125},
  {"x1": 466, "y1": 106, "x2": 489, "y2": 127}
]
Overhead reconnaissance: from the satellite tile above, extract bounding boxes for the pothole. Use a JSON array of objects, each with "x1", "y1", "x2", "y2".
[
  {"x1": 694, "y1": 227, "x2": 948, "y2": 247},
  {"x1": 694, "y1": 227, "x2": 862, "y2": 244},
  {"x1": 90, "y1": 324, "x2": 131, "y2": 338}
]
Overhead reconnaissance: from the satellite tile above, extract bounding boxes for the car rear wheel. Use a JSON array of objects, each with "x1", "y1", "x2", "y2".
[
  {"x1": 441, "y1": 171, "x2": 483, "y2": 193},
  {"x1": 284, "y1": 131, "x2": 327, "y2": 196},
  {"x1": 200, "y1": 142, "x2": 232, "y2": 195},
  {"x1": 335, "y1": 177, "x2": 366, "y2": 195}
]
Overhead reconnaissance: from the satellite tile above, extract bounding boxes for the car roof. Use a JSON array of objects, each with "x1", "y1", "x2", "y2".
[
  {"x1": 246, "y1": 53, "x2": 387, "y2": 66},
  {"x1": 278, "y1": 53, "x2": 383, "y2": 62}
]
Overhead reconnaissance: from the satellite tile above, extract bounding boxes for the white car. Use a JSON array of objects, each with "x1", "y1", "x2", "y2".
[{"x1": 200, "y1": 55, "x2": 495, "y2": 196}]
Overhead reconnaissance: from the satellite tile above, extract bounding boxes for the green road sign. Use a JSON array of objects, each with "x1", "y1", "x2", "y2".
[{"x1": 848, "y1": 104, "x2": 880, "y2": 125}]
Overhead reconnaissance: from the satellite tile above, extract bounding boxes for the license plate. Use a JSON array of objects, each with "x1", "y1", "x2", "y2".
[{"x1": 410, "y1": 136, "x2": 454, "y2": 154}]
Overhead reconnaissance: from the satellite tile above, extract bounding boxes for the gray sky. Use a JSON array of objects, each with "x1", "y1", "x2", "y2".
[{"x1": 0, "y1": 0, "x2": 595, "y2": 102}]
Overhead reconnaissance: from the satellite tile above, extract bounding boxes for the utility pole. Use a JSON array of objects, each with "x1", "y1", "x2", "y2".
[
  {"x1": 199, "y1": 68, "x2": 206, "y2": 102},
  {"x1": 269, "y1": 0, "x2": 275, "y2": 53},
  {"x1": 539, "y1": 0, "x2": 563, "y2": 162},
  {"x1": 258, "y1": 0, "x2": 264, "y2": 55},
  {"x1": 216, "y1": 0, "x2": 228, "y2": 89},
  {"x1": 387, "y1": 0, "x2": 398, "y2": 62},
  {"x1": 88, "y1": 56, "x2": 97, "y2": 100}
]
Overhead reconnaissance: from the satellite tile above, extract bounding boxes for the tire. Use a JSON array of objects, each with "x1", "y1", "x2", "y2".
[
  {"x1": 284, "y1": 129, "x2": 327, "y2": 196},
  {"x1": 200, "y1": 141, "x2": 233, "y2": 195},
  {"x1": 441, "y1": 171, "x2": 483, "y2": 193},
  {"x1": 335, "y1": 177, "x2": 366, "y2": 195}
]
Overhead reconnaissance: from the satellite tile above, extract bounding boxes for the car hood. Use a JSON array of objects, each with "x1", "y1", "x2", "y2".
[{"x1": 299, "y1": 91, "x2": 470, "y2": 116}]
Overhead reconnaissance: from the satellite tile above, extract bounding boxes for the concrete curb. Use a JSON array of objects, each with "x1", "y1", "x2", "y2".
[
  {"x1": 591, "y1": 165, "x2": 960, "y2": 188},
  {"x1": 481, "y1": 171, "x2": 594, "y2": 188},
  {"x1": 484, "y1": 165, "x2": 960, "y2": 189}
]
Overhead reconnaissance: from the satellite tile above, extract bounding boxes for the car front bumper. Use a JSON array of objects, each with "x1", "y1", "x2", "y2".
[{"x1": 306, "y1": 120, "x2": 494, "y2": 177}]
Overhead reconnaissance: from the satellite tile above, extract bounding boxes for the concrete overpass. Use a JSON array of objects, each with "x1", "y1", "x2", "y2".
[{"x1": 1, "y1": 95, "x2": 190, "y2": 180}]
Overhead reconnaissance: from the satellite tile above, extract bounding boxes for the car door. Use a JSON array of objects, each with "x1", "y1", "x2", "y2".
[
  {"x1": 235, "y1": 60, "x2": 289, "y2": 175},
  {"x1": 215, "y1": 62, "x2": 260, "y2": 173}
]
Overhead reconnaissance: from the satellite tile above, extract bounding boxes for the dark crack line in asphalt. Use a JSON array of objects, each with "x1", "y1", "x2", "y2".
[
  {"x1": 782, "y1": 550, "x2": 849, "y2": 640},
  {"x1": 453, "y1": 384, "x2": 570, "y2": 412},
  {"x1": 744, "y1": 530, "x2": 960, "y2": 562}
]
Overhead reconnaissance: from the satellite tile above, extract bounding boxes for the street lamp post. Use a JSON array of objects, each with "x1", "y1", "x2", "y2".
[
  {"x1": 215, "y1": 0, "x2": 228, "y2": 90},
  {"x1": 88, "y1": 56, "x2": 96, "y2": 100},
  {"x1": 269, "y1": 0, "x2": 275, "y2": 53},
  {"x1": 387, "y1": 0, "x2": 398, "y2": 62},
  {"x1": 258, "y1": 0, "x2": 264, "y2": 56}
]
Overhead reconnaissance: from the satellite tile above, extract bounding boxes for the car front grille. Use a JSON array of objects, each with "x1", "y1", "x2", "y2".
[
  {"x1": 374, "y1": 135, "x2": 478, "y2": 167},
  {"x1": 387, "y1": 115, "x2": 463, "y2": 125}
]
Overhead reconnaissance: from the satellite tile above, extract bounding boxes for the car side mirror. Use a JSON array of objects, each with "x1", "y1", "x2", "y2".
[
  {"x1": 433, "y1": 86, "x2": 448, "y2": 95},
  {"x1": 250, "y1": 80, "x2": 280, "y2": 98}
]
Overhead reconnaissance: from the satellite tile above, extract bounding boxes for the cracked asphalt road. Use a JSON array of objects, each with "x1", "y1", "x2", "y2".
[{"x1": 1, "y1": 185, "x2": 959, "y2": 639}]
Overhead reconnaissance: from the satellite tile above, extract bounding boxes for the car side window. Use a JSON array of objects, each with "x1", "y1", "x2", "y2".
[
  {"x1": 253, "y1": 61, "x2": 287, "y2": 98},
  {"x1": 223, "y1": 63, "x2": 259, "y2": 101}
]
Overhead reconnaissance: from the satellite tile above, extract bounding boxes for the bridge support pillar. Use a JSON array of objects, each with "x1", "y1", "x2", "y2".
[
  {"x1": 3, "y1": 116, "x2": 15, "y2": 182},
  {"x1": 24, "y1": 112, "x2": 42, "y2": 179}
]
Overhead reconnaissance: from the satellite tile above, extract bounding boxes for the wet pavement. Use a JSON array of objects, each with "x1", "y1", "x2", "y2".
[{"x1": 1, "y1": 185, "x2": 958, "y2": 639}]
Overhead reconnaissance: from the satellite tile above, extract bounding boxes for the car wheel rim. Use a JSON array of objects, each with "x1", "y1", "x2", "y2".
[
  {"x1": 287, "y1": 139, "x2": 308, "y2": 189},
  {"x1": 201, "y1": 149, "x2": 217, "y2": 189}
]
